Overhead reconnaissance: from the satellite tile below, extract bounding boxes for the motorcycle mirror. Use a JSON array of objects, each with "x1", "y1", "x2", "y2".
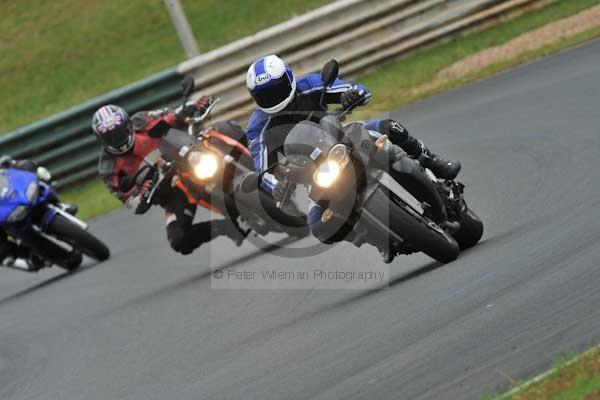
[
  {"x1": 239, "y1": 172, "x2": 259, "y2": 194},
  {"x1": 320, "y1": 59, "x2": 339, "y2": 88},
  {"x1": 181, "y1": 75, "x2": 195, "y2": 100},
  {"x1": 318, "y1": 60, "x2": 339, "y2": 111}
]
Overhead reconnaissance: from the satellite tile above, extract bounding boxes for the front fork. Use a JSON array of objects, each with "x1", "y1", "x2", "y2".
[
  {"x1": 41, "y1": 204, "x2": 88, "y2": 232},
  {"x1": 33, "y1": 203, "x2": 89, "y2": 256}
]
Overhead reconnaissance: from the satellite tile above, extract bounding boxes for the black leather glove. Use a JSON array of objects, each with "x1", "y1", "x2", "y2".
[
  {"x1": 126, "y1": 179, "x2": 154, "y2": 215},
  {"x1": 175, "y1": 96, "x2": 212, "y2": 124},
  {"x1": 340, "y1": 88, "x2": 368, "y2": 110}
]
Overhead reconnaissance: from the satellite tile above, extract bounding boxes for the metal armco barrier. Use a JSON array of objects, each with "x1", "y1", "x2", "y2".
[{"x1": 0, "y1": 0, "x2": 545, "y2": 188}]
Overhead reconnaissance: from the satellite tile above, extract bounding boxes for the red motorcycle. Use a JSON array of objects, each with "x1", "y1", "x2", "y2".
[{"x1": 121, "y1": 77, "x2": 308, "y2": 240}]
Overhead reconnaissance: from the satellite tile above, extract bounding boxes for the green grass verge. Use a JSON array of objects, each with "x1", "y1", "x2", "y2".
[
  {"x1": 59, "y1": 179, "x2": 122, "y2": 221},
  {"x1": 0, "y1": 0, "x2": 329, "y2": 135},
  {"x1": 491, "y1": 346, "x2": 600, "y2": 399},
  {"x1": 59, "y1": 0, "x2": 600, "y2": 220}
]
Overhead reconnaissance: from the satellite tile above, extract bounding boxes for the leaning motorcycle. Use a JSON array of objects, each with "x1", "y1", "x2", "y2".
[
  {"x1": 121, "y1": 76, "x2": 308, "y2": 240},
  {"x1": 0, "y1": 168, "x2": 110, "y2": 272},
  {"x1": 257, "y1": 60, "x2": 483, "y2": 263}
]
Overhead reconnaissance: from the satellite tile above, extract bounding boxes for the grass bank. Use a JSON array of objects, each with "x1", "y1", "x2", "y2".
[
  {"x1": 0, "y1": 0, "x2": 329, "y2": 135},
  {"x1": 491, "y1": 345, "x2": 600, "y2": 399}
]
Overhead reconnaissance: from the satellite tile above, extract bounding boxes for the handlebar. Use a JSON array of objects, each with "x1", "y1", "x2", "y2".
[
  {"x1": 334, "y1": 96, "x2": 365, "y2": 121},
  {"x1": 187, "y1": 97, "x2": 221, "y2": 136}
]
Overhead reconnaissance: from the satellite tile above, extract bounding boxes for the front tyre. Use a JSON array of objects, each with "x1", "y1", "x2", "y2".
[
  {"x1": 47, "y1": 215, "x2": 110, "y2": 261},
  {"x1": 366, "y1": 187, "x2": 459, "y2": 263}
]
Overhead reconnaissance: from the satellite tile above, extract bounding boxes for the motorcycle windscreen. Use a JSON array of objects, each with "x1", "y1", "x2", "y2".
[
  {"x1": 283, "y1": 121, "x2": 337, "y2": 169},
  {"x1": 0, "y1": 169, "x2": 35, "y2": 223},
  {"x1": 159, "y1": 129, "x2": 196, "y2": 162}
]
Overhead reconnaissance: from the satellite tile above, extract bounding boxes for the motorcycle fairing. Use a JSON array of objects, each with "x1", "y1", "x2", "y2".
[{"x1": 0, "y1": 168, "x2": 55, "y2": 239}]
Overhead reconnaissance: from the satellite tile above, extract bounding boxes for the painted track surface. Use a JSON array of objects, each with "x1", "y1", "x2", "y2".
[{"x1": 1, "y1": 40, "x2": 600, "y2": 400}]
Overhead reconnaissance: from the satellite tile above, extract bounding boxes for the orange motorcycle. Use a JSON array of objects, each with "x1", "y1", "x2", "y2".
[{"x1": 121, "y1": 77, "x2": 308, "y2": 240}]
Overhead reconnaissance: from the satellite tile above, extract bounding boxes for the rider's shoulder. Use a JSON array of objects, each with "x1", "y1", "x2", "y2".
[
  {"x1": 98, "y1": 150, "x2": 116, "y2": 177},
  {"x1": 131, "y1": 111, "x2": 152, "y2": 130},
  {"x1": 296, "y1": 73, "x2": 322, "y2": 92},
  {"x1": 247, "y1": 108, "x2": 270, "y2": 133}
]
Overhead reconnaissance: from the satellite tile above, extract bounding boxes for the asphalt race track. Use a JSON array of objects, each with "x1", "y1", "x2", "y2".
[{"x1": 2, "y1": 40, "x2": 600, "y2": 400}]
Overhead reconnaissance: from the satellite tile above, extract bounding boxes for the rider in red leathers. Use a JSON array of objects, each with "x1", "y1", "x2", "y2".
[{"x1": 92, "y1": 100, "x2": 245, "y2": 255}]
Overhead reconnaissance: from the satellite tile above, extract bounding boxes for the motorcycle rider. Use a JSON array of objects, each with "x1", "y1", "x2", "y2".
[
  {"x1": 245, "y1": 55, "x2": 461, "y2": 258},
  {"x1": 0, "y1": 156, "x2": 77, "y2": 270},
  {"x1": 92, "y1": 100, "x2": 246, "y2": 255}
]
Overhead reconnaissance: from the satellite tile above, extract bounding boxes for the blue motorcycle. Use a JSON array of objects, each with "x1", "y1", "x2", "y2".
[{"x1": 0, "y1": 168, "x2": 109, "y2": 272}]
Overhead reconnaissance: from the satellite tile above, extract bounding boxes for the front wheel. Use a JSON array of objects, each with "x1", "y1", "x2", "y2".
[
  {"x1": 365, "y1": 187, "x2": 459, "y2": 263},
  {"x1": 47, "y1": 215, "x2": 110, "y2": 261}
]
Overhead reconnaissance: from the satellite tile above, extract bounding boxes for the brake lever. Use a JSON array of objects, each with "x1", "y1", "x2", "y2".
[
  {"x1": 144, "y1": 163, "x2": 169, "y2": 205},
  {"x1": 336, "y1": 96, "x2": 366, "y2": 121},
  {"x1": 187, "y1": 98, "x2": 220, "y2": 136},
  {"x1": 194, "y1": 98, "x2": 220, "y2": 123}
]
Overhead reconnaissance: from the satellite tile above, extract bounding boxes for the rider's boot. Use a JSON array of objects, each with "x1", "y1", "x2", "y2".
[
  {"x1": 5, "y1": 255, "x2": 47, "y2": 272},
  {"x1": 223, "y1": 221, "x2": 250, "y2": 247},
  {"x1": 205, "y1": 219, "x2": 249, "y2": 247},
  {"x1": 418, "y1": 148, "x2": 461, "y2": 181},
  {"x1": 385, "y1": 120, "x2": 461, "y2": 180}
]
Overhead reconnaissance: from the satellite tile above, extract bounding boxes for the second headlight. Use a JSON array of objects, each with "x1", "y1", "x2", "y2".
[
  {"x1": 188, "y1": 151, "x2": 219, "y2": 180},
  {"x1": 313, "y1": 160, "x2": 341, "y2": 188},
  {"x1": 26, "y1": 182, "x2": 39, "y2": 202}
]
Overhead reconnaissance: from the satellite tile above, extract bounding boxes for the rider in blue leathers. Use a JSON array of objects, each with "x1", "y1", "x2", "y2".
[{"x1": 245, "y1": 55, "x2": 461, "y2": 245}]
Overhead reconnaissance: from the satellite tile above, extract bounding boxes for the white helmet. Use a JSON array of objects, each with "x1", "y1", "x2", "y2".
[{"x1": 246, "y1": 55, "x2": 296, "y2": 114}]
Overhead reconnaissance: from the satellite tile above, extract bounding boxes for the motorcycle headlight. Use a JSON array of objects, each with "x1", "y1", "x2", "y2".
[
  {"x1": 328, "y1": 144, "x2": 349, "y2": 167},
  {"x1": 313, "y1": 160, "x2": 341, "y2": 188},
  {"x1": 35, "y1": 166, "x2": 52, "y2": 182},
  {"x1": 7, "y1": 205, "x2": 28, "y2": 223},
  {"x1": 26, "y1": 182, "x2": 39, "y2": 202},
  {"x1": 188, "y1": 151, "x2": 219, "y2": 180}
]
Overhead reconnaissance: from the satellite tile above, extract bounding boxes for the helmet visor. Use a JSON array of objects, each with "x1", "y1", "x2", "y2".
[
  {"x1": 102, "y1": 121, "x2": 133, "y2": 151},
  {"x1": 252, "y1": 77, "x2": 293, "y2": 110}
]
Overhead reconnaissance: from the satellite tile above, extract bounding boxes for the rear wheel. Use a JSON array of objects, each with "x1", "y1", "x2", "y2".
[
  {"x1": 365, "y1": 187, "x2": 459, "y2": 263},
  {"x1": 47, "y1": 215, "x2": 110, "y2": 261},
  {"x1": 453, "y1": 207, "x2": 484, "y2": 250}
]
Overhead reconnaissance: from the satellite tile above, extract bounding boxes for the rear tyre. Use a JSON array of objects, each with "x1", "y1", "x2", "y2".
[
  {"x1": 47, "y1": 215, "x2": 110, "y2": 261},
  {"x1": 367, "y1": 187, "x2": 459, "y2": 263},
  {"x1": 453, "y1": 207, "x2": 484, "y2": 250}
]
